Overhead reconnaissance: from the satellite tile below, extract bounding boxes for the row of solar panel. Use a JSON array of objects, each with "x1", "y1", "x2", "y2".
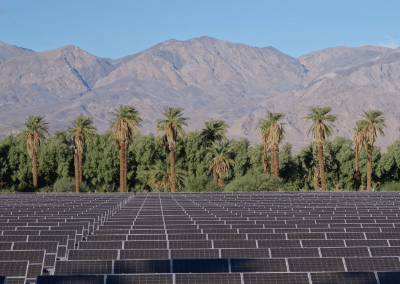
[
  {"x1": 31, "y1": 272, "x2": 400, "y2": 284},
  {"x1": 54, "y1": 247, "x2": 400, "y2": 259},
  {"x1": 50, "y1": 257, "x2": 400, "y2": 274}
]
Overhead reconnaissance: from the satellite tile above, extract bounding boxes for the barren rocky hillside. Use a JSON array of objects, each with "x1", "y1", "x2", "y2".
[{"x1": 1, "y1": 37, "x2": 399, "y2": 154}]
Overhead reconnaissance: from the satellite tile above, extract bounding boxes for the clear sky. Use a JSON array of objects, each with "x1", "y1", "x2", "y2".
[{"x1": 0, "y1": 0, "x2": 399, "y2": 60}]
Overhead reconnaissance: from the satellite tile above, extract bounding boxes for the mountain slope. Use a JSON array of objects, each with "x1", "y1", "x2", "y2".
[{"x1": 1, "y1": 38, "x2": 400, "y2": 154}]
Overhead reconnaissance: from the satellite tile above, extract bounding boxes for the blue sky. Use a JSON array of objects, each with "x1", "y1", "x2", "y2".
[{"x1": 0, "y1": 0, "x2": 399, "y2": 59}]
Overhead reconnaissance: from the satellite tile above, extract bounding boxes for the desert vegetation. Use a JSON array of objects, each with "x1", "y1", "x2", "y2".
[{"x1": 0, "y1": 105, "x2": 397, "y2": 193}]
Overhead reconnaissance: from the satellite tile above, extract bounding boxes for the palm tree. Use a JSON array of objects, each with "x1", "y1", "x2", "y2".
[
  {"x1": 201, "y1": 119, "x2": 229, "y2": 182},
  {"x1": 109, "y1": 105, "x2": 142, "y2": 192},
  {"x1": 266, "y1": 111, "x2": 285, "y2": 177},
  {"x1": 302, "y1": 106, "x2": 338, "y2": 191},
  {"x1": 257, "y1": 116, "x2": 272, "y2": 174},
  {"x1": 352, "y1": 120, "x2": 367, "y2": 188},
  {"x1": 148, "y1": 159, "x2": 187, "y2": 192},
  {"x1": 21, "y1": 115, "x2": 49, "y2": 190},
  {"x1": 359, "y1": 110, "x2": 386, "y2": 191},
  {"x1": 208, "y1": 140, "x2": 234, "y2": 188},
  {"x1": 156, "y1": 106, "x2": 189, "y2": 193},
  {"x1": 257, "y1": 111, "x2": 285, "y2": 177},
  {"x1": 67, "y1": 115, "x2": 97, "y2": 192}
]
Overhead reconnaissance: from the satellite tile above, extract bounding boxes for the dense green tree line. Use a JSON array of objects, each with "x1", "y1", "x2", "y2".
[{"x1": 1, "y1": 128, "x2": 399, "y2": 192}]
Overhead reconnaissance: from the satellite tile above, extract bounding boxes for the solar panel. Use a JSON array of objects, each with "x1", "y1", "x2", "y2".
[
  {"x1": 310, "y1": 272, "x2": 378, "y2": 284},
  {"x1": 288, "y1": 258, "x2": 345, "y2": 272},
  {"x1": 67, "y1": 249, "x2": 118, "y2": 260},
  {"x1": 124, "y1": 241, "x2": 168, "y2": 249},
  {"x1": 54, "y1": 260, "x2": 113, "y2": 275},
  {"x1": 78, "y1": 241, "x2": 123, "y2": 250},
  {"x1": 377, "y1": 272, "x2": 400, "y2": 284},
  {"x1": 345, "y1": 257, "x2": 400, "y2": 271},
  {"x1": 243, "y1": 273, "x2": 310, "y2": 284},
  {"x1": 119, "y1": 249, "x2": 169, "y2": 260},
  {"x1": 270, "y1": 247, "x2": 319, "y2": 257},
  {"x1": 0, "y1": 276, "x2": 4, "y2": 284},
  {"x1": 114, "y1": 259, "x2": 170, "y2": 274},
  {"x1": 13, "y1": 241, "x2": 59, "y2": 254},
  {"x1": 231, "y1": 258, "x2": 287, "y2": 272},
  {"x1": 0, "y1": 261, "x2": 28, "y2": 277},
  {"x1": 258, "y1": 240, "x2": 301, "y2": 248},
  {"x1": 86, "y1": 235, "x2": 126, "y2": 241},
  {"x1": 36, "y1": 275, "x2": 106, "y2": 284},
  {"x1": 171, "y1": 249, "x2": 219, "y2": 259},
  {"x1": 106, "y1": 274, "x2": 173, "y2": 284},
  {"x1": 173, "y1": 259, "x2": 229, "y2": 273},
  {"x1": 175, "y1": 273, "x2": 242, "y2": 284},
  {"x1": 27, "y1": 263, "x2": 43, "y2": 280},
  {"x1": 320, "y1": 247, "x2": 370, "y2": 257},
  {"x1": 302, "y1": 240, "x2": 345, "y2": 247},
  {"x1": 345, "y1": 239, "x2": 389, "y2": 247},
  {"x1": 169, "y1": 240, "x2": 211, "y2": 249}
]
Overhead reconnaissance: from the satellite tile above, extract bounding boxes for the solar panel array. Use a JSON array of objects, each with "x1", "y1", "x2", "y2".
[
  {"x1": 4, "y1": 192, "x2": 400, "y2": 283},
  {"x1": 0, "y1": 193, "x2": 132, "y2": 284}
]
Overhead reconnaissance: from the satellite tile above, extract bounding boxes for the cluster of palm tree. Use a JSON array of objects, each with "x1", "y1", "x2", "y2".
[
  {"x1": 19, "y1": 104, "x2": 386, "y2": 193},
  {"x1": 259, "y1": 107, "x2": 386, "y2": 192}
]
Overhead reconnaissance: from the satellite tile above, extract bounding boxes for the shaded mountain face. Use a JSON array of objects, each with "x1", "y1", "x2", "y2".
[{"x1": 1, "y1": 38, "x2": 400, "y2": 154}]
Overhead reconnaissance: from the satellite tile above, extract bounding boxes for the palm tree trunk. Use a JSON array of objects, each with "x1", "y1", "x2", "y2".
[
  {"x1": 355, "y1": 149, "x2": 360, "y2": 190},
  {"x1": 74, "y1": 149, "x2": 80, "y2": 193},
  {"x1": 213, "y1": 167, "x2": 218, "y2": 183},
  {"x1": 313, "y1": 167, "x2": 319, "y2": 190},
  {"x1": 263, "y1": 144, "x2": 268, "y2": 174},
  {"x1": 124, "y1": 142, "x2": 129, "y2": 192},
  {"x1": 318, "y1": 142, "x2": 326, "y2": 191},
  {"x1": 274, "y1": 143, "x2": 279, "y2": 177},
  {"x1": 270, "y1": 145, "x2": 275, "y2": 176},
  {"x1": 78, "y1": 152, "x2": 83, "y2": 184},
  {"x1": 170, "y1": 148, "x2": 176, "y2": 192},
  {"x1": 218, "y1": 173, "x2": 224, "y2": 188},
  {"x1": 119, "y1": 140, "x2": 125, "y2": 192},
  {"x1": 355, "y1": 150, "x2": 359, "y2": 180},
  {"x1": 367, "y1": 144, "x2": 372, "y2": 191},
  {"x1": 32, "y1": 152, "x2": 38, "y2": 190}
]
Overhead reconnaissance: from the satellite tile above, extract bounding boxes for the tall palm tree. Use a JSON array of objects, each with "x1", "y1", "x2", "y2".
[
  {"x1": 257, "y1": 116, "x2": 272, "y2": 174},
  {"x1": 21, "y1": 115, "x2": 49, "y2": 190},
  {"x1": 201, "y1": 119, "x2": 229, "y2": 182},
  {"x1": 352, "y1": 120, "x2": 367, "y2": 187},
  {"x1": 266, "y1": 111, "x2": 285, "y2": 177},
  {"x1": 257, "y1": 111, "x2": 285, "y2": 177},
  {"x1": 67, "y1": 115, "x2": 97, "y2": 192},
  {"x1": 359, "y1": 110, "x2": 386, "y2": 191},
  {"x1": 109, "y1": 105, "x2": 142, "y2": 192},
  {"x1": 302, "y1": 106, "x2": 337, "y2": 191},
  {"x1": 208, "y1": 140, "x2": 235, "y2": 188},
  {"x1": 156, "y1": 106, "x2": 189, "y2": 193}
]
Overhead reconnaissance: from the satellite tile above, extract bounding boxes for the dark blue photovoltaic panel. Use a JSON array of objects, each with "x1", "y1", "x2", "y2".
[
  {"x1": 173, "y1": 259, "x2": 229, "y2": 273},
  {"x1": 310, "y1": 272, "x2": 378, "y2": 284},
  {"x1": 36, "y1": 275, "x2": 105, "y2": 284},
  {"x1": 114, "y1": 260, "x2": 170, "y2": 274}
]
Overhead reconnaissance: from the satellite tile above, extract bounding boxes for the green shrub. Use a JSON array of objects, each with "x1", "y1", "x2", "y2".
[
  {"x1": 378, "y1": 181, "x2": 400, "y2": 191},
  {"x1": 223, "y1": 170, "x2": 285, "y2": 192},
  {"x1": 52, "y1": 177, "x2": 75, "y2": 192},
  {"x1": 181, "y1": 174, "x2": 220, "y2": 192},
  {"x1": 38, "y1": 186, "x2": 53, "y2": 193}
]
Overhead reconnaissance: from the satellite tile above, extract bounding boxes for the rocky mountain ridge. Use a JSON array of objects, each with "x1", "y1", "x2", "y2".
[{"x1": 1, "y1": 37, "x2": 399, "y2": 154}]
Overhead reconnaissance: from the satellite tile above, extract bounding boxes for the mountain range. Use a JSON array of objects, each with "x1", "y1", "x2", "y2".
[{"x1": 1, "y1": 37, "x2": 400, "y2": 154}]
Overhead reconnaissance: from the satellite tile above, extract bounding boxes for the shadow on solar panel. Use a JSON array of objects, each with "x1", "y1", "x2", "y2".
[
  {"x1": 36, "y1": 275, "x2": 106, "y2": 284},
  {"x1": 310, "y1": 272, "x2": 378, "y2": 284}
]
